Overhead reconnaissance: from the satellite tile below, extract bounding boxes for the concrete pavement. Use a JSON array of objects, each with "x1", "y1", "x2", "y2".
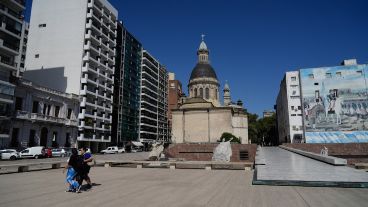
[
  {"x1": 254, "y1": 147, "x2": 368, "y2": 187},
  {"x1": 0, "y1": 167, "x2": 368, "y2": 207}
]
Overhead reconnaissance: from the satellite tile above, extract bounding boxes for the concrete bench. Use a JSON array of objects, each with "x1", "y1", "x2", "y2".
[
  {"x1": 355, "y1": 163, "x2": 368, "y2": 170},
  {"x1": 0, "y1": 161, "x2": 65, "y2": 173},
  {"x1": 279, "y1": 146, "x2": 347, "y2": 166},
  {"x1": 98, "y1": 160, "x2": 253, "y2": 171}
]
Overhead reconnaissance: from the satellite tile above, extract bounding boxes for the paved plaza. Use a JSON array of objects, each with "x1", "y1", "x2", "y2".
[
  {"x1": 1, "y1": 167, "x2": 368, "y2": 207},
  {"x1": 255, "y1": 147, "x2": 368, "y2": 187}
]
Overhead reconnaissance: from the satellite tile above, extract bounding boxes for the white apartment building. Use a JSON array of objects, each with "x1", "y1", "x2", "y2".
[
  {"x1": 139, "y1": 50, "x2": 169, "y2": 143},
  {"x1": 10, "y1": 79, "x2": 79, "y2": 148},
  {"x1": 24, "y1": 0, "x2": 118, "y2": 152},
  {"x1": 0, "y1": 0, "x2": 26, "y2": 143},
  {"x1": 276, "y1": 71, "x2": 304, "y2": 143}
]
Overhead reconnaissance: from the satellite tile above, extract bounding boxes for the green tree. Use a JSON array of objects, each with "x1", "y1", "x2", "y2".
[{"x1": 246, "y1": 112, "x2": 277, "y2": 145}]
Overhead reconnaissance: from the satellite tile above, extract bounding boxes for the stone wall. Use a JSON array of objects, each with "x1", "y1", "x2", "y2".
[
  {"x1": 165, "y1": 143, "x2": 257, "y2": 162},
  {"x1": 283, "y1": 143, "x2": 368, "y2": 164}
]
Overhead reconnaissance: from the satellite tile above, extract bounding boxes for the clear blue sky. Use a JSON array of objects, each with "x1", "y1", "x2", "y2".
[{"x1": 24, "y1": 0, "x2": 368, "y2": 116}]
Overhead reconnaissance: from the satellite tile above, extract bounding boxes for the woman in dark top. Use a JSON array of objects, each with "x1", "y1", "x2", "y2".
[{"x1": 63, "y1": 148, "x2": 82, "y2": 193}]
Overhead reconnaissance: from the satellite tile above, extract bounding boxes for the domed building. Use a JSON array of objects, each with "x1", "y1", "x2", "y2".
[
  {"x1": 171, "y1": 36, "x2": 249, "y2": 144},
  {"x1": 188, "y1": 37, "x2": 220, "y2": 106}
]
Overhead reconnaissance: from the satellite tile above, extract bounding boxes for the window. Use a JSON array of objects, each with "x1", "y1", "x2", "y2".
[
  {"x1": 326, "y1": 73, "x2": 332, "y2": 78},
  {"x1": 298, "y1": 106, "x2": 301, "y2": 110},
  {"x1": 292, "y1": 90, "x2": 297, "y2": 95},
  {"x1": 291, "y1": 114, "x2": 296, "y2": 116},
  {"x1": 291, "y1": 106, "x2": 295, "y2": 110},
  {"x1": 47, "y1": 105, "x2": 51, "y2": 115},
  {"x1": 298, "y1": 114, "x2": 303, "y2": 116},
  {"x1": 35, "y1": 54, "x2": 39, "y2": 58},
  {"x1": 314, "y1": 83, "x2": 319, "y2": 86},
  {"x1": 67, "y1": 109, "x2": 72, "y2": 119},
  {"x1": 38, "y1": 24, "x2": 46, "y2": 28},
  {"x1": 199, "y1": 88, "x2": 203, "y2": 98},
  {"x1": 15, "y1": 97, "x2": 22, "y2": 111},
  {"x1": 357, "y1": 70, "x2": 363, "y2": 75},
  {"x1": 205, "y1": 88, "x2": 209, "y2": 99},
  {"x1": 308, "y1": 74, "x2": 314, "y2": 79},
  {"x1": 32, "y1": 101, "x2": 39, "y2": 113},
  {"x1": 55, "y1": 106, "x2": 60, "y2": 118},
  {"x1": 291, "y1": 76, "x2": 296, "y2": 81},
  {"x1": 194, "y1": 88, "x2": 197, "y2": 97},
  {"x1": 336, "y1": 72, "x2": 342, "y2": 77}
]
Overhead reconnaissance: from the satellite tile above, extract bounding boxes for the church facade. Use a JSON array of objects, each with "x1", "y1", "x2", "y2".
[{"x1": 171, "y1": 37, "x2": 249, "y2": 144}]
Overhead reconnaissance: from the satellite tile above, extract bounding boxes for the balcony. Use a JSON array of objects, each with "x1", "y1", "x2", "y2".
[
  {"x1": 0, "y1": 39, "x2": 19, "y2": 55},
  {"x1": 31, "y1": 113, "x2": 66, "y2": 124},
  {"x1": 15, "y1": 110, "x2": 30, "y2": 119},
  {"x1": 0, "y1": 21, "x2": 21, "y2": 39},
  {"x1": 0, "y1": 55, "x2": 17, "y2": 71},
  {"x1": 65, "y1": 120, "x2": 78, "y2": 127}
]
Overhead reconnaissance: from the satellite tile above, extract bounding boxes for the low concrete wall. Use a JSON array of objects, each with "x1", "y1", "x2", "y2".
[
  {"x1": 164, "y1": 143, "x2": 257, "y2": 162},
  {"x1": 283, "y1": 143, "x2": 368, "y2": 165},
  {"x1": 279, "y1": 146, "x2": 347, "y2": 165}
]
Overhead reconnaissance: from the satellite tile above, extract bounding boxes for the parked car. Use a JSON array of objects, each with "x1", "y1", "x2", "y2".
[
  {"x1": 100, "y1": 146, "x2": 125, "y2": 154},
  {"x1": 0, "y1": 149, "x2": 20, "y2": 160},
  {"x1": 51, "y1": 148, "x2": 67, "y2": 157},
  {"x1": 60, "y1": 147, "x2": 73, "y2": 157},
  {"x1": 19, "y1": 146, "x2": 45, "y2": 159}
]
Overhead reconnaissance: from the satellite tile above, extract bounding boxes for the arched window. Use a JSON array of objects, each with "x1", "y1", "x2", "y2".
[
  {"x1": 205, "y1": 88, "x2": 209, "y2": 99},
  {"x1": 215, "y1": 89, "x2": 218, "y2": 100},
  {"x1": 194, "y1": 88, "x2": 198, "y2": 97},
  {"x1": 199, "y1": 88, "x2": 203, "y2": 98}
]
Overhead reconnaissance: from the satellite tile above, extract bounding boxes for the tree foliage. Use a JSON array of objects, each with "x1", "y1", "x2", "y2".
[
  {"x1": 247, "y1": 112, "x2": 277, "y2": 145},
  {"x1": 219, "y1": 132, "x2": 241, "y2": 143}
]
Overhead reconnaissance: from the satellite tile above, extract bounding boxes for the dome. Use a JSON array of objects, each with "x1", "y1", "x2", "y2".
[{"x1": 190, "y1": 63, "x2": 218, "y2": 80}]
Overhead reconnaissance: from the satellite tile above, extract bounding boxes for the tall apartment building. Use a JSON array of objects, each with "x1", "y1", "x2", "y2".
[
  {"x1": 24, "y1": 0, "x2": 118, "y2": 152},
  {"x1": 139, "y1": 50, "x2": 169, "y2": 143},
  {"x1": 0, "y1": 0, "x2": 26, "y2": 144},
  {"x1": 15, "y1": 21, "x2": 28, "y2": 77},
  {"x1": 275, "y1": 71, "x2": 303, "y2": 144},
  {"x1": 168, "y1": 72, "x2": 183, "y2": 139},
  {"x1": 112, "y1": 22, "x2": 142, "y2": 145}
]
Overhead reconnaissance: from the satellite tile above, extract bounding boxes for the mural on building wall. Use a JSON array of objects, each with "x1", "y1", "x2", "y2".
[{"x1": 300, "y1": 64, "x2": 368, "y2": 143}]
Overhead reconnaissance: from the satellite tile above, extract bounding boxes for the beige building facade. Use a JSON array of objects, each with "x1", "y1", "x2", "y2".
[{"x1": 171, "y1": 37, "x2": 248, "y2": 144}]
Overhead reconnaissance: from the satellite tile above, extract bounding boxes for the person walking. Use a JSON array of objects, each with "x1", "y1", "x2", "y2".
[
  {"x1": 63, "y1": 148, "x2": 83, "y2": 193},
  {"x1": 78, "y1": 146, "x2": 93, "y2": 190}
]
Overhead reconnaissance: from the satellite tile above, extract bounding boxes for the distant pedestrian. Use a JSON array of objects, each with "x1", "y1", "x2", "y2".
[
  {"x1": 78, "y1": 147, "x2": 93, "y2": 190},
  {"x1": 63, "y1": 148, "x2": 82, "y2": 193}
]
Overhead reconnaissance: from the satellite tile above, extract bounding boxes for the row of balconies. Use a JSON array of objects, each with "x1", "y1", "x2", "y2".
[
  {"x1": 15, "y1": 110, "x2": 78, "y2": 126},
  {"x1": 83, "y1": 51, "x2": 115, "y2": 74},
  {"x1": 87, "y1": 0, "x2": 117, "y2": 26},
  {"x1": 78, "y1": 112, "x2": 112, "y2": 124},
  {"x1": 80, "y1": 73, "x2": 113, "y2": 93},
  {"x1": 87, "y1": 9, "x2": 116, "y2": 38},
  {"x1": 86, "y1": 19, "x2": 116, "y2": 47},
  {"x1": 80, "y1": 86, "x2": 113, "y2": 103},
  {"x1": 0, "y1": 3, "x2": 23, "y2": 24}
]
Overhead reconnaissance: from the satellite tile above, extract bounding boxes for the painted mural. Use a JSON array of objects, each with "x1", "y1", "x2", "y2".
[{"x1": 300, "y1": 64, "x2": 368, "y2": 143}]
